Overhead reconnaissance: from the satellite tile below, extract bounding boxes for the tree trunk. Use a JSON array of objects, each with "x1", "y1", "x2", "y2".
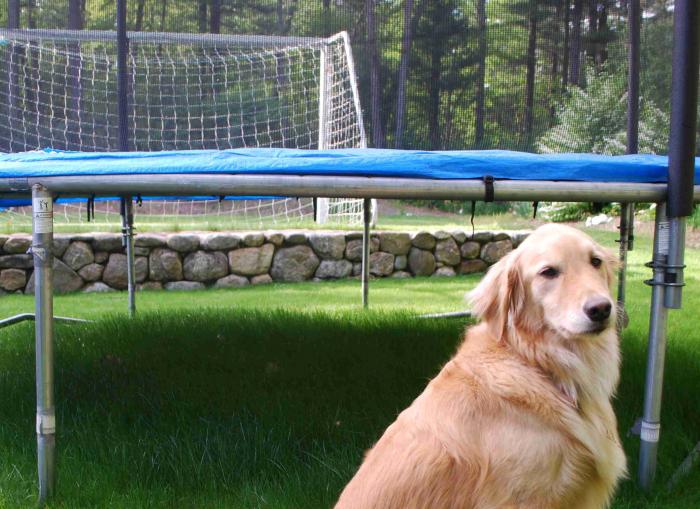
[
  {"x1": 428, "y1": 47, "x2": 442, "y2": 150},
  {"x1": 524, "y1": 0, "x2": 537, "y2": 145},
  {"x1": 562, "y1": 0, "x2": 570, "y2": 91},
  {"x1": 597, "y1": 0, "x2": 608, "y2": 67},
  {"x1": 394, "y1": 0, "x2": 414, "y2": 149},
  {"x1": 569, "y1": 0, "x2": 583, "y2": 86},
  {"x1": 198, "y1": 0, "x2": 208, "y2": 33},
  {"x1": 210, "y1": 0, "x2": 221, "y2": 34},
  {"x1": 366, "y1": 0, "x2": 384, "y2": 148},
  {"x1": 66, "y1": 0, "x2": 84, "y2": 150},
  {"x1": 160, "y1": 0, "x2": 168, "y2": 31},
  {"x1": 474, "y1": 0, "x2": 487, "y2": 147},
  {"x1": 135, "y1": 0, "x2": 146, "y2": 31}
]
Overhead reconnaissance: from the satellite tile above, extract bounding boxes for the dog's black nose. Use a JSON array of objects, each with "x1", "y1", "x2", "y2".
[{"x1": 584, "y1": 299, "x2": 612, "y2": 322}]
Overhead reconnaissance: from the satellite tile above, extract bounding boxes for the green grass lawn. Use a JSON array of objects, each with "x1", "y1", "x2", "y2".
[{"x1": 0, "y1": 228, "x2": 698, "y2": 508}]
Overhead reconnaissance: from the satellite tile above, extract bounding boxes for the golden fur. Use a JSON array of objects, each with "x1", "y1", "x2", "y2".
[{"x1": 335, "y1": 224, "x2": 627, "y2": 509}]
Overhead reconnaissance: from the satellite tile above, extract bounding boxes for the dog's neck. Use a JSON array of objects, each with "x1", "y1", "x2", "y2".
[{"x1": 504, "y1": 324, "x2": 620, "y2": 409}]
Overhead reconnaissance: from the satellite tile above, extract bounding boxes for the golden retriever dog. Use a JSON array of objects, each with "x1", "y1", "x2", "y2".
[{"x1": 335, "y1": 224, "x2": 626, "y2": 509}]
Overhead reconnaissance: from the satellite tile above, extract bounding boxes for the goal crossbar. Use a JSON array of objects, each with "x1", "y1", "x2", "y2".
[{"x1": 0, "y1": 28, "x2": 332, "y2": 48}]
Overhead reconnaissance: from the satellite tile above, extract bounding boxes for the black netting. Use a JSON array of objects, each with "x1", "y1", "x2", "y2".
[{"x1": 0, "y1": 0, "x2": 679, "y2": 154}]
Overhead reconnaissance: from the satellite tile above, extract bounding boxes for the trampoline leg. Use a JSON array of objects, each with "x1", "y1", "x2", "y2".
[
  {"x1": 362, "y1": 198, "x2": 371, "y2": 308},
  {"x1": 616, "y1": 203, "x2": 634, "y2": 331},
  {"x1": 639, "y1": 202, "x2": 670, "y2": 490},
  {"x1": 121, "y1": 197, "x2": 136, "y2": 317},
  {"x1": 32, "y1": 185, "x2": 56, "y2": 504}
]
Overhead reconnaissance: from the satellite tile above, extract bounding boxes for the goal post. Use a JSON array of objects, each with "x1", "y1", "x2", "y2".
[{"x1": 0, "y1": 28, "x2": 370, "y2": 227}]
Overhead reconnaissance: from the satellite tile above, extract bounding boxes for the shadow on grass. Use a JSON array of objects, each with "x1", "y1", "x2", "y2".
[{"x1": 0, "y1": 309, "x2": 698, "y2": 508}]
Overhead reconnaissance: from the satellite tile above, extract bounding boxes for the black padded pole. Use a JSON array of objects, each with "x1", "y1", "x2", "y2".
[
  {"x1": 116, "y1": 0, "x2": 129, "y2": 152},
  {"x1": 667, "y1": 0, "x2": 699, "y2": 218}
]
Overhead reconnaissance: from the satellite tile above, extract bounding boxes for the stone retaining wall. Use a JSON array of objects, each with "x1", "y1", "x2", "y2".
[{"x1": 0, "y1": 230, "x2": 530, "y2": 295}]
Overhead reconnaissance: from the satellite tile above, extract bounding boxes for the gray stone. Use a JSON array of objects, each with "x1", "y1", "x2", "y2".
[
  {"x1": 0, "y1": 268, "x2": 27, "y2": 291},
  {"x1": 243, "y1": 232, "x2": 265, "y2": 247},
  {"x1": 200, "y1": 233, "x2": 241, "y2": 251},
  {"x1": 391, "y1": 271, "x2": 412, "y2": 279},
  {"x1": 102, "y1": 254, "x2": 148, "y2": 289},
  {"x1": 167, "y1": 234, "x2": 200, "y2": 253},
  {"x1": 149, "y1": 248, "x2": 183, "y2": 282},
  {"x1": 284, "y1": 232, "x2": 308, "y2": 245},
  {"x1": 92, "y1": 234, "x2": 123, "y2": 252},
  {"x1": 52, "y1": 236, "x2": 71, "y2": 257},
  {"x1": 434, "y1": 230, "x2": 452, "y2": 240},
  {"x1": 493, "y1": 232, "x2": 511, "y2": 241},
  {"x1": 228, "y1": 244, "x2": 274, "y2": 276},
  {"x1": 138, "y1": 281, "x2": 163, "y2": 291},
  {"x1": 134, "y1": 247, "x2": 150, "y2": 257},
  {"x1": 481, "y1": 239, "x2": 513, "y2": 265},
  {"x1": 251, "y1": 274, "x2": 273, "y2": 285},
  {"x1": 83, "y1": 282, "x2": 115, "y2": 293},
  {"x1": 94, "y1": 251, "x2": 109, "y2": 264},
  {"x1": 2, "y1": 236, "x2": 31, "y2": 254},
  {"x1": 62, "y1": 241, "x2": 94, "y2": 270},
  {"x1": 214, "y1": 274, "x2": 250, "y2": 288},
  {"x1": 265, "y1": 233, "x2": 285, "y2": 247},
  {"x1": 308, "y1": 233, "x2": 346, "y2": 260},
  {"x1": 460, "y1": 241, "x2": 481, "y2": 260},
  {"x1": 411, "y1": 231, "x2": 436, "y2": 250},
  {"x1": 78, "y1": 263, "x2": 104, "y2": 282},
  {"x1": 434, "y1": 238, "x2": 461, "y2": 266},
  {"x1": 134, "y1": 234, "x2": 166, "y2": 248},
  {"x1": 345, "y1": 237, "x2": 380, "y2": 262},
  {"x1": 452, "y1": 231, "x2": 468, "y2": 243},
  {"x1": 164, "y1": 281, "x2": 206, "y2": 291},
  {"x1": 394, "y1": 255, "x2": 407, "y2": 271},
  {"x1": 370, "y1": 252, "x2": 395, "y2": 277},
  {"x1": 471, "y1": 231, "x2": 493, "y2": 243},
  {"x1": 352, "y1": 263, "x2": 362, "y2": 276},
  {"x1": 459, "y1": 259, "x2": 488, "y2": 274},
  {"x1": 433, "y1": 266, "x2": 456, "y2": 277},
  {"x1": 408, "y1": 248, "x2": 436, "y2": 276},
  {"x1": 270, "y1": 246, "x2": 320, "y2": 282},
  {"x1": 0, "y1": 235, "x2": 7, "y2": 249},
  {"x1": 315, "y1": 259, "x2": 353, "y2": 279},
  {"x1": 511, "y1": 232, "x2": 531, "y2": 248},
  {"x1": 379, "y1": 232, "x2": 411, "y2": 255},
  {"x1": 183, "y1": 251, "x2": 228, "y2": 282},
  {"x1": 0, "y1": 254, "x2": 33, "y2": 269},
  {"x1": 26, "y1": 258, "x2": 83, "y2": 294}
]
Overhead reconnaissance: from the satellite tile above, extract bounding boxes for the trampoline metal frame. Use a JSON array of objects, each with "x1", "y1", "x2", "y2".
[{"x1": 7, "y1": 175, "x2": 696, "y2": 504}]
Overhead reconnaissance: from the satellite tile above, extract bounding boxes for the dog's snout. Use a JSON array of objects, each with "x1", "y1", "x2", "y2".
[{"x1": 584, "y1": 298, "x2": 612, "y2": 323}]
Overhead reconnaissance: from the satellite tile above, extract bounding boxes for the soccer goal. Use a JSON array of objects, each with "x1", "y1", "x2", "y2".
[{"x1": 0, "y1": 29, "x2": 369, "y2": 229}]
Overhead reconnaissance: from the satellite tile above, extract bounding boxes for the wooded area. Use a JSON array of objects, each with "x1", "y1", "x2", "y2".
[{"x1": 1, "y1": 0, "x2": 680, "y2": 154}]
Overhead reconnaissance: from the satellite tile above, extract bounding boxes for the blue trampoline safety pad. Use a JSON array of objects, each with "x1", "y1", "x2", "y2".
[{"x1": 0, "y1": 148, "x2": 697, "y2": 183}]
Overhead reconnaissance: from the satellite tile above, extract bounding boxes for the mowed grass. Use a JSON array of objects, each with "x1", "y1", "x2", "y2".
[{"x1": 0, "y1": 228, "x2": 698, "y2": 508}]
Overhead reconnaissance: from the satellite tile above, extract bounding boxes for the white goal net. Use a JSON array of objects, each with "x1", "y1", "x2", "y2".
[{"x1": 0, "y1": 29, "x2": 367, "y2": 231}]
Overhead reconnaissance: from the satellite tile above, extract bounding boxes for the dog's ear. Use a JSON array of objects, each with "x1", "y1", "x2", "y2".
[
  {"x1": 468, "y1": 251, "x2": 523, "y2": 342},
  {"x1": 601, "y1": 247, "x2": 620, "y2": 288}
]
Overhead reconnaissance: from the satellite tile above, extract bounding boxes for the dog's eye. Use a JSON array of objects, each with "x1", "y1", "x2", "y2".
[
  {"x1": 591, "y1": 257, "x2": 602, "y2": 268},
  {"x1": 539, "y1": 267, "x2": 559, "y2": 278}
]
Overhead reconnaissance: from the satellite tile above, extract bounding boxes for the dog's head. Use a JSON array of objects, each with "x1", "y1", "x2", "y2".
[{"x1": 469, "y1": 224, "x2": 618, "y2": 343}]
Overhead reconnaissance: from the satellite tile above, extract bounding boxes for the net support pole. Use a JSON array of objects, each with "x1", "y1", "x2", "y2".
[
  {"x1": 116, "y1": 0, "x2": 129, "y2": 153},
  {"x1": 120, "y1": 197, "x2": 136, "y2": 316},
  {"x1": 361, "y1": 198, "x2": 371, "y2": 308},
  {"x1": 617, "y1": 0, "x2": 640, "y2": 330},
  {"x1": 31, "y1": 184, "x2": 56, "y2": 504}
]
